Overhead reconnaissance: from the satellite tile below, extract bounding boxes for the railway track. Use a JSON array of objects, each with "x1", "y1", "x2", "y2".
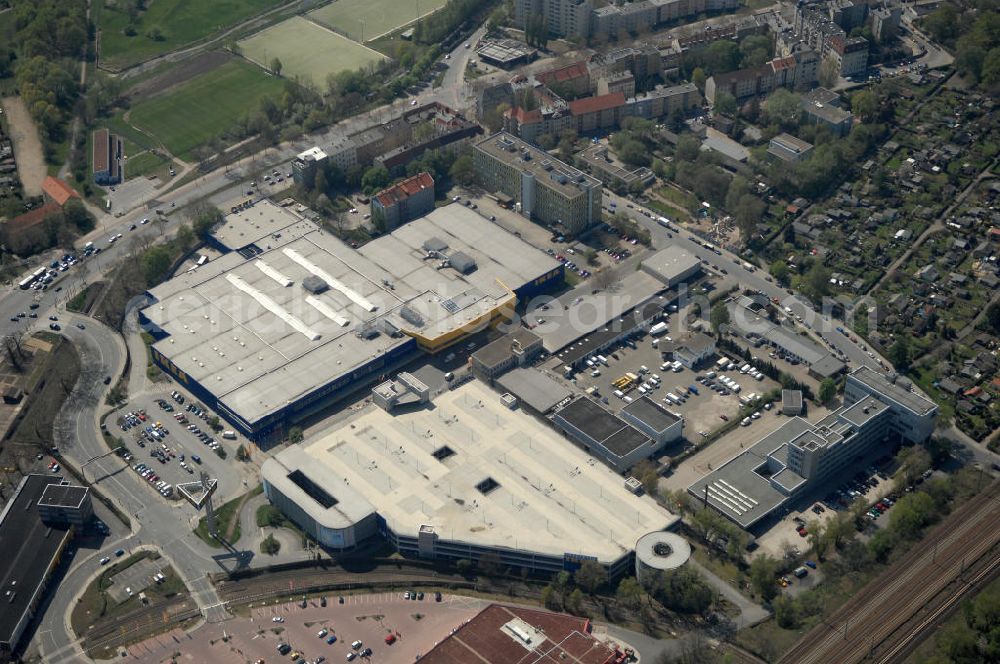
[{"x1": 779, "y1": 481, "x2": 1000, "y2": 664}]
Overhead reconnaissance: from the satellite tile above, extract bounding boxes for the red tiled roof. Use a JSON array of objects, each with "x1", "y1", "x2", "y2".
[
  {"x1": 418, "y1": 604, "x2": 623, "y2": 664},
  {"x1": 569, "y1": 92, "x2": 626, "y2": 116},
  {"x1": 374, "y1": 172, "x2": 434, "y2": 208},
  {"x1": 537, "y1": 61, "x2": 589, "y2": 86},
  {"x1": 771, "y1": 55, "x2": 796, "y2": 71},
  {"x1": 41, "y1": 176, "x2": 79, "y2": 207},
  {"x1": 6, "y1": 202, "x2": 63, "y2": 233},
  {"x1": 507, "y1": 105, "x2": 543, "y2": 124}
]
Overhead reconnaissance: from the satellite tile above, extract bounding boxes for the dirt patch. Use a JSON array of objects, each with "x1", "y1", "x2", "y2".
[
  {"x1": 1, "y1": 97, "x2": 47, "y2": 196},
  {"x1": 127, "y1": 51, "x2": 235, "y2": 103}
]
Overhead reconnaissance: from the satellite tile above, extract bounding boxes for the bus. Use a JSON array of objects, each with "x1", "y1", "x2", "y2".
[{"x1": 18, "y1": 267, "x2": 46, "y2": 290}]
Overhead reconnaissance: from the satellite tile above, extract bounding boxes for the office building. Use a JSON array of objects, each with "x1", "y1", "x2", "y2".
[
  {"x1": 689, "y1": 367, "x2": 937, "y2": 529},
  {"x1": 473, "y1": 132, "x2": 602, "y2": 236},
  {"x1": 37, "y1": 483, "x2": 93, "y2": 526}
]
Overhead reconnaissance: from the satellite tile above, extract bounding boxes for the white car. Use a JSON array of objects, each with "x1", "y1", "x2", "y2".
[
  {"x1": 99, "y1": 556, "x2": 110, "y2": 565},
  {"x1": 272, "y1": 616, "x2": 284, "y2": 623},
  {"x1": 141, "y1": 218, "x2": 150, "y2": 224}
]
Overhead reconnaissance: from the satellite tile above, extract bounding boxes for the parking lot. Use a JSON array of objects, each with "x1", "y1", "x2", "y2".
[
  {"x1": 109, "y1": 390, "x2": 246, "y2": 504},
  {"x1": 754, "y1": 461, "x2": 897, "y2": 560},
  {"x1": 562, "y1": 312, "x2": 782, "y2": 444},
  {"x1": 126, "y1": 593, "x2": 487, "y2": 664}
]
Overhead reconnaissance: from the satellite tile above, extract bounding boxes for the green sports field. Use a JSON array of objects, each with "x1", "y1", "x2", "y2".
[
  {"x1": 307, "y1": 0, "x2": 448, "y2": 42},
  {"x1": 238, "y1": 16, "x2": 387, "y2": 87},
  {"x1": 95, "y1": 0, "x2": 284, "y2": 69},
  {"x1": 128, "y1": 60, "x2": 285, "y2": 161}
]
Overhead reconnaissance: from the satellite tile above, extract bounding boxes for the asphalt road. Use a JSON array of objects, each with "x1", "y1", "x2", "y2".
[{"x1": 603, "y1": 190, "x2": 885, "y2": 372}]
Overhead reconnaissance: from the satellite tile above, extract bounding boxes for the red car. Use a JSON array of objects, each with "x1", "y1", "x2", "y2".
[
  {"x1": 719, "y1": 415, "x2": 729, "y2": 421},
  {"x1": 385, "y1": 634, "x2": 396, "y2": 645}
]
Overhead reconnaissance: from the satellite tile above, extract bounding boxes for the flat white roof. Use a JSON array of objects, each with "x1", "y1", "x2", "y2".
[
  {"x1": 144, "y1": 206, "x2": 559, "y2": 427},
  {"x1": 273, "y1": 380, "x2": 676, "y2": 563}
]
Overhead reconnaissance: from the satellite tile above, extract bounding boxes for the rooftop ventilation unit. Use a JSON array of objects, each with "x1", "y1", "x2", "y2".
[
  {"x1": 400, "y1": 306, "x2": 425, "y2": 327},
  {"x1": 302, "y1": 275, "x2": 329, "y2": 294}
]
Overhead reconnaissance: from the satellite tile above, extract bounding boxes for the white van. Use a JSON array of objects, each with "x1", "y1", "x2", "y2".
[
  {"x1": 613, "y1": 389, "x2": 625, "y2": 399},
  {"x1": 222, "y1": 430, "x2": 237, "y2": 440}
]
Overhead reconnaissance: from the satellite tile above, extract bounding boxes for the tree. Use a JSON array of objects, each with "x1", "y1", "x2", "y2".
[
  {"x1": 888, "y1": 490, "x2": 936, "y2": 539},
  {"x1": 770, "y1": 260, "x2": 790, "y2": 285},
  {"x1": 984, "y1": 302, "x2": 1000, "y2": 334},
  {"x1": 922, "y1": 3, "x2": 960, "y2": 44},
  {"x1": 819, "y1": 56, "x2": 840, "y2": 88},
  {"x1": 449, "y1": 154, "x2": 475, "y2": 186},
  {"x1": 630, "y1": 459, "x2": 660, "y2": 496},
  {"x1": 704, "y1": 40, "x2": 740, "y2": 74},
  {"x1": 288, "y1": 426, "x2": 304, "y2": 443},
  {"x1": 710, "y1": 302, "x2": 730, "y2": 336},
  {"x1": 236, "y1": 444, "x2": 250, "y2": 462},
  {"x1": 361, "y1": 166, "x2": 390, "y2": 194},
  {"x1": 175, "y1": 224, "x2": 195, "y2": 252},
  {"x1": 270, "y1": 57, "x2": 283, "y2": 77},
  {"x1": 141, "y1": 246, "x2": 173, "y2": 285},
  {"x1": 764, "y1": 89, "x2": 802, "y2": 129},
  {"x1": 714, "y1": 91, "x2": 737, "y2": 116},
  {"x1": 749, "y1": 554, "x2": 780, "y2": 602},
  {"x1": 774, "y1": 595, "x2": 799, "y2": 628},
  {"x1": 478, "y1": 551, "x2": 504, "y2": 577},
  {"x1": 260, "y1": 534, "x2": 281, "y2": 555},
  {"x1": 896, "y1": 446, "x2": 931, "y2": 489},
  {"x1": 806, "y1": 520, "x2": 829, "y2": 559},
  {"x1": 888, "y1": 336, "x2": 912, "y2": 370},
  {"x1": 257, "y1": 504, "x2": 286, "y2": 527},
  {"x1": 541, "y1": 584, "x2": 561, "y2": 609},
  {"x1": 574, "y1": 560, "x2": 606, "y2": 595},
  {"x1": 192, "y1": 206, "x2": 222, "y2": 240},
  {"x1": 691, "y1": 67, "x2": 707, "y2": 92},
  {"x1": 651, "y1": 568, "x2": 715, "y2": 614},
  {"x1": 566, "y1": 588, "x2": 585, "y2": 614},
  {"x1": 818, "y1": 377, "x2": 837, "y2": 405},
  {"x1": 852, "y1": 89, "x2": 878, "y2": 123},
  {"x1": 804, "y1": 261, "x2": 830, "y2": 302},
  {"x1": 615, "y1": 577, "x2": 642, "y2": 609},
  {"x1": 456, "y1": 559, "x2": 473, "y2": 576}
]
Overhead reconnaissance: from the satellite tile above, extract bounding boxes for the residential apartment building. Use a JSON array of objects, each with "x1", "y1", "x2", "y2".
[
  {"x1": 513, "y1": 0, "x2": 594, "y2": 39},
  {"x1": 370, "y1": 172, "x2": 435, "y2": 231},
  {"x1": 826, "y1": 35, "x2": 869, "y2": 77},
  {"x1": 473, "y1": 132, "x2": 602, "y2": 236},
  {"x1": 577, "y1": 144, "x2": 654, "y2": 187},
  {"x1": 800, "y1": 87, "x2": 854, "y2": 136},
  {"x1": 626, "y1": 83, "x2": 701, "y2": 119},
  {"x1": 871, "y1": 5, "x2": 902, "y2": 42},
  {"x1": 291, "y1": 146, "x2": 328, "y2": 187},
  {"x1": 705, "y1": 48, "x2": 819, "y2": 105}
]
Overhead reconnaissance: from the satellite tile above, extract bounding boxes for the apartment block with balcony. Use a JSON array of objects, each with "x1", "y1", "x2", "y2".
[{"x1": 473, "y1": 132, "x2": 602, "y2": 236}]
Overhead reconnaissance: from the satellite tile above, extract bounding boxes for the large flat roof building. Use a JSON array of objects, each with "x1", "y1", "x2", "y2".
[
  {"x1": 141, "y1": 205, "x2": 562, "y2": 444},
  {"x1": 640, "y1": 246, "x2": 702, "y2": 288},
  {"x1": 473, "y1": 132, "x2": 602, "y2": 236},
  {"x1": 551, "y1": 397, "x2": 658, "y2": 473},
  {"x1": 419, "y1": 603, "x2": 625, "y2": 664},
  {"x1": 262, "y1": 380, "x2": 676, "y2": 576},
  {"x1": 690, "y1": 367, "x2": 937, "y2": 529},
  {"x1": 0, "y1": 475, "x2": 77, "y2": 658}
]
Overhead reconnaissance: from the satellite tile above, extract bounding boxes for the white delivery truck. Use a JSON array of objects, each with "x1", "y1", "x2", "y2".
[{"x1": 649, "y1": 321, "x2": 669, "y2": 336}]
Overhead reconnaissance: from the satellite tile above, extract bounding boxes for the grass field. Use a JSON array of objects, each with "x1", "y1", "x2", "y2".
[
  {"x1": 128, "y1": 59, "x2": 284, "y2": 161},
  {"x1": 238, "y1": 16, "x2": 387, "y2": 87},
  {"x1": 95, "y1": 0, "x2": 284, "y2": 69},
  {"x1": 308, "y1": 0, "x2": 447, "y2": 42}
]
